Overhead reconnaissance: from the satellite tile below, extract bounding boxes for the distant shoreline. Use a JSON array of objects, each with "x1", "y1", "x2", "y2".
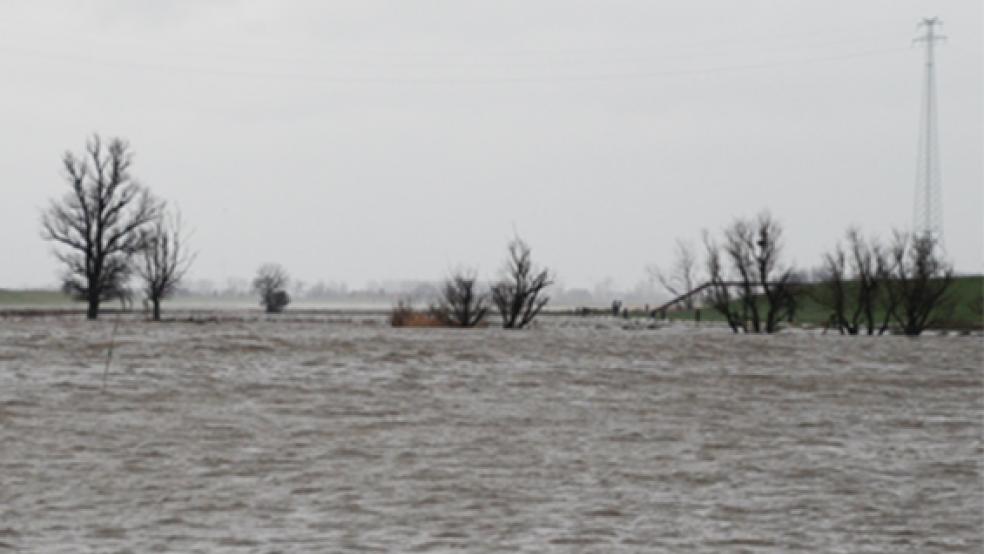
[{"x1": 3, "y1": 274, "x2": 981, "y2": 331}]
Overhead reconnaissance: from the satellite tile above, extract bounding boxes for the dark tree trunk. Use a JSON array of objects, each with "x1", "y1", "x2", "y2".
[
  {"x1": 87, "y1": 295, "x2": 100, "y2": 320},
  {"x1": 152, "y1": 299, "x2": 161, "y2": 321}
]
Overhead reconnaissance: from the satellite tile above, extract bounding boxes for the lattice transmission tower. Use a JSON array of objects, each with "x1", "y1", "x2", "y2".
[{"x1": 913, "y1": 17, "x2": 946, "y2": 244}]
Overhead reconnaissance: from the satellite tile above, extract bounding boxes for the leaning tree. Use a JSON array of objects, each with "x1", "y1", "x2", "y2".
[
  {"x1": 41, "y1": 135, "x2": 161, "y2": 320},
  {"x1": 649, "y1": 238, "x2": 700, "y2": 309},
  {"x1": 491, "y1": 237, "x2": 553, "y2": 329},
  {"x1": 135, "y1": 213, "x2": 195, "y2": 321}
]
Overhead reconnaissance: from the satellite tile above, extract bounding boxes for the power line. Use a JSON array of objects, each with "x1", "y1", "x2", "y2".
[
  {"x1": 0, "y1": 24, "x2": 905, "y2": 61},
  {"x1": 0, "y1": 44, "x2": 908, "y2": 85}
]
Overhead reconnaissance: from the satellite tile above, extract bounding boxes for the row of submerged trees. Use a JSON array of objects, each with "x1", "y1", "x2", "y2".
[
  {"x1": 39, "y1": 135, "x2": 551, "y2": 325},
  {"x1": 653, "y1": 211, "x2": 957, "y2": 336},
  {"x1": 813, "y1": 228, "x2": 954, "y2": 336},
  {"x1": 392, "y1": 237, "x2": 554, "y2": 329},
  {"x1": 248, "y1": 236, "x2": 556, "y2": 328},
  {"x1": 41, "y1": 136, "x2": 957, "y2": 334}
]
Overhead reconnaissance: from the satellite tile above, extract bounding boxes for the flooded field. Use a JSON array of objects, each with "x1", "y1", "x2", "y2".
[{"x1": 0, "y1": 315, "x2": 981, "y2": 552}]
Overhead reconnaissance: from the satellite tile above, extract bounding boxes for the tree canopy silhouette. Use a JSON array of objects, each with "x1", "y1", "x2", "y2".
[
  {"x1": 135, "y1": 212, "x2": 194, "y2": 321},
  {"x1": 41, "y1": 135, "x2": 161, "y2": 320},
  {"x1": 253, "y1": 263, "x2": 291, "y2": 313},
  {"x1": 491, "y1": 237, "x2": 553, "y2": 329},
  {"x1": 433, "y1": 270, "x2": 488, "y2": 327}
]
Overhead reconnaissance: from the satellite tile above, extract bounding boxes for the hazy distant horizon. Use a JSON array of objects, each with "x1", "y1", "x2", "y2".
[
  {"x1": 2, "y1": 1, "x2": 980, "y2": 291},
  {"x1": 2, "y1": 275, "x2": 672, "y2": 310}
]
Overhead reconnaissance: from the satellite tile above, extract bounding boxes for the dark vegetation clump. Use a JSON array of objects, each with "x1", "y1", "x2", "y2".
[
  {"x1": 432, "y1": 271, "x2": 488, "y2": 327},
  {"x1": 389, "y1": 299, "x2": 444, "y2": 327},
  {"x1": 253, "y1": 264, "x2": 291, "y2": 314}
]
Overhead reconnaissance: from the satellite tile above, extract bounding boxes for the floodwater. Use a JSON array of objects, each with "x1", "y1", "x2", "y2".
[{"x1": 0, "y1": 315, "x2": 981, "y2": 552}]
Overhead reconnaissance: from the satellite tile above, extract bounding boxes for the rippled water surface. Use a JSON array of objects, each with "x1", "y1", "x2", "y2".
[{"x1": 0, "y1": 316, "x2": 981, "y2": 552}]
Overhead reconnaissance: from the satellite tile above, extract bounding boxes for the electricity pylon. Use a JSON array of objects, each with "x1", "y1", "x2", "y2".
[{"x1": 913, "y1": 17, "x2": 945, "y2": 244}]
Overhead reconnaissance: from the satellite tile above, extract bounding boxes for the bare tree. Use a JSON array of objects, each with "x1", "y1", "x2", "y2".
[
  {"x1": 41, "y1": 135, "x2": 161, "y2": 320},
  {"x1": 432, "y1": 270, "x2": 488, "y2": 327},
  {"x1": 816, "y1": 229, "x2": 889, "y2": 335},
  {"x1": 135, "y1": 213, "x2": 195, "y2": 321},
  {"x1": 883, "y1": 232, "x2": 954, "y2": 336},
  {"x1": 491, "y1": 237, "x2": 553, "y2": 329},
  {"x1": 253, "y1": 263, "x2": 291, "y2": 313},
  {"x1": 745, "y1": 213, "x2": 797, "y2": 332},
  {"x1": 704, "y1": 212, "x2": 797, "y2": 333},
  {"x1": 816, "y1": 243, "x2": 848, "y2": 333},
  {"x1": 849, "y1": 230, "x2": 888, "y2": 335},
  {"x1": 649, "y1": 238, "x2": 699, "y2": 309},
  {"x1": 703, "y1": 231, "x2": 744, "y2": 332}
]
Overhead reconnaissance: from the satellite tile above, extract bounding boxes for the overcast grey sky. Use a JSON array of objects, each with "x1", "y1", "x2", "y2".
[{"x1": 1, "y1": 0, "x2": 980, "y2": 291}]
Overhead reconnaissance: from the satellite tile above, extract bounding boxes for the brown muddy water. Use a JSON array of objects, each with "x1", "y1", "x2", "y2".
[{"x1": 0, "y1": 315, "x2": 981, "y2": 552}]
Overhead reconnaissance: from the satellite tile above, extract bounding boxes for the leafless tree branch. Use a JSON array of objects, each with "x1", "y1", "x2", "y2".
[
  {"x1": 649, "y1": 238, "x2": 700, "y2": 309},
  {"x1": 40, "y1": 134, "x2": 162, "y2": 319},
  {"x1": 703, "y1": 212, "x2": 798, "y2": 333},
  {"x1": 491, "y1": 237, "x2": 553, "y2": 329},
  {"x1": 432, "y1": 270, "x2": 488, "y2": 327},
  {"x1": 883, "y1": 231, "x2": 954, "y2": 335},
  {"x1": 135, "y1": 211, "x2": 195, "y2": 321}
]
